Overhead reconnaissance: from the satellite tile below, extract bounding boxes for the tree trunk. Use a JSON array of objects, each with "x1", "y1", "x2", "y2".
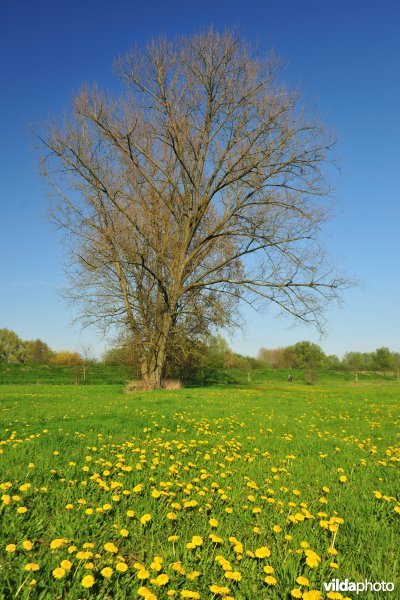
[
  {"x1": 141, "y1": 354, "x2": 165, "y2": 390},
  {"x1": 139, "y1": 312, "x2": 174, "y2": 389}
]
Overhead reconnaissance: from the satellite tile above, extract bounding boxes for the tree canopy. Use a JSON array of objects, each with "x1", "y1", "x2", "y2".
[{"x1": 39, "y1": 30, "x2": 347, "y2": 388}]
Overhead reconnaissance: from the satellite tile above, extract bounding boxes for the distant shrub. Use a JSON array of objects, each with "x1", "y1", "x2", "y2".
[
  {"x1": 124, "y1": 380, "x2": 143, "y2": 393},
  {"x1": 51, "y1": 351, "x2": 83, "y2": 365},
  {"x1": 162, "y1": 379, "x2": 182, "y2": 390},
  {"x1": 124, "y1": 378, "x2": 182, "y2": 392}
]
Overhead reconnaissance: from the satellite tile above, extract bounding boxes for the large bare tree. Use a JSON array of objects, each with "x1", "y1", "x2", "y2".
[{"x1": 39, "y1": 30, "x2": 346, "y2": 389}]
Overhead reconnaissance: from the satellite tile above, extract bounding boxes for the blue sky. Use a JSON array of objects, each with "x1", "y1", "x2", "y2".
[{"x1": 1, "y1": 0, "x2": 399, "y2": 358}]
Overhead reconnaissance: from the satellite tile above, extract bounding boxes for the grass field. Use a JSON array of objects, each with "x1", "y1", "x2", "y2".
[{"x1": 0, "y1": 382, "x2": 399, "y2": 599}]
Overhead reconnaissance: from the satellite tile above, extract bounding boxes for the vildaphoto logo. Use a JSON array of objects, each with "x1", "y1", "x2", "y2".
[{"x1": 323, "y1": 579, "x2": 395, "y2": 594}]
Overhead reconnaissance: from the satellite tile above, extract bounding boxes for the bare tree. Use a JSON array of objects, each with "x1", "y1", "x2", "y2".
[{"x1": 38, "y1": 30, "x2": 347, "y2": 389}]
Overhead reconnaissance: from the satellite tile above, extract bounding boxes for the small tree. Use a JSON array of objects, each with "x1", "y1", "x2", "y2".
[
  {"x1": 78, "y1": 344, "x2": 96, "y2": 382},
  {"x1": 39, "y1": 30, "x2": 348, "y2": 389}
]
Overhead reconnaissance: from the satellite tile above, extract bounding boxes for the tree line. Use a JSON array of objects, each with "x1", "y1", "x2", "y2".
[
  {"x1": 258, "y1": 341, "x2": 400, "y2": 372},
  {"x1": 0, "y1": 329, "x2": 83, "y2": 365},
  {"x1": 1, "y1": 328, "x2": 399, "y2": 378}
]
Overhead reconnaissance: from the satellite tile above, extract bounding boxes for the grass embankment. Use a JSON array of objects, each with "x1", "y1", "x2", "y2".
[
  {"x1": 0, "y1": 382, "x2": 399, "y2": 598},
  {"x1": 0, "y1": 364, "x2": 135, "y2": 385},
  {"x1": 0, "y1": 363, "x2": 398, "y2": 386}
]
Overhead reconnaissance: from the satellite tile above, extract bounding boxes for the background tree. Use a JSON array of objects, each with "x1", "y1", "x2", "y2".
[
  {"x1": 25, "y1": 339, "x2": 54, "y2": 364},
  {"x1": 371, "y1": 347, "x2": 395, "y2": 372},
  {"x1": 39, "y1": 30, "x2": 347, "y2": 389},
  {"x1": 287, "y1": 340, "x2": 325, "y2": 383},
  {"x1": 342, "y1": 351, "x2": 372, "y2": 374},
  {"x1": 324, "y1": 354, "x2": 342, "y2": 369},
  {"x1": 0, "y1": 329, "x2": 26, "y2": 363},
  {"x1": 258, "y1": 347, "x2": 292, "y2": 369},
  {"x1": 287, "y1": 340, "x2": 325, "y2": 371}
]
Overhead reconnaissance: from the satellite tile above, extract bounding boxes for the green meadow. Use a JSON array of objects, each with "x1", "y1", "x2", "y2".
[{"x1": 0, "y1": 381, "x2": 399, "y2": 599}]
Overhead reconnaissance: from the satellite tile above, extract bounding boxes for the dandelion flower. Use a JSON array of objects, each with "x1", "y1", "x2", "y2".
[
  {"x1": 137, "y1": 569, "x2": 150, "y2": 580},
  {"x1": 81, "y1": 574, "x2": 95, "y2": 588},
  {"x1": 255, "y1": 546, "x2": 271, "y2": 558},
  {"x1": 209, "y1": 518, "x2": 218, "y2": 527},
  {"x1": 225, "y1": 571, "x2": 242, "y2": 581},
  {"x1": 101, "y1": 567, "x2": 113, "y2": 579},
  {"x1": 52, "y1": 567, "x2": 66, "y2": 579},
  {"x1": 263, "y1": 565, "x2": 274, "y2": 574},
  {"x1": 156, "y1": 573, "x2": 169, "y2": 585},
  {"x1": 303, "y1": 591, "x2": 323, "y2": 600},
  {"x1": 24, "y1": 563, "x2": 40, "y2": 572},
  {"x1": 140, "y1": 513, "x2": 152, "y2": 525}
]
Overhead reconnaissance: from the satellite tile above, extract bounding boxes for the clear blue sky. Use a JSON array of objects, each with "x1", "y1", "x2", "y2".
[{"x1": 1, "y1": 0, "x2": 399, "y2": 358}]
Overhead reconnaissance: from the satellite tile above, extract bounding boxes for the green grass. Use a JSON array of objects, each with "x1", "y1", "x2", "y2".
[
  {"x1": 0, "y1": 364, "x2": 136, "y2": 385},
  {"x1": 0, "y1": 382, "x2": 399, "y2": 599},
  {"x1": 1, "y1": 363, "x2": 398, "y2": 387}
]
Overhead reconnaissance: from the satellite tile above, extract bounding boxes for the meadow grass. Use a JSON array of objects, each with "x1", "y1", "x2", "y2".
[{"x1": 0, "y1": 382, "x2": 399, "y2": 599}]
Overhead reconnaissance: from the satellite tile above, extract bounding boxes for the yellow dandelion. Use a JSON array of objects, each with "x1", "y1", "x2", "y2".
[
  {"x1": 101, "y1": 567, "x2": 113, "y2": 579},
  {"x1": 210, "y1": 585, "x2": 231, "y2": 595},
  {"x1": 209, "y1": 518, "x2": 218, "y2": 527},
  {"x1": 303, "y1": 591, "x2": 323, "y2": 600},
  {"x1": 24, "y1": 563, "x2": 40, "y2": 572},
  {"x1": 81, "y1": 574, "x2": 95, "y2": 588},
  {"x1": 137, "y1": 569, "x2": 150, "y2": 580},
  {"x1": 263, "y1": 565, "x2": 274, "y2": 574},
  {"x1": 224, "y1": 571, "x2": 242, "y2": 581},
  {"x1": 52, "y1": 567, "x2": 66, "y2": 579},
  {"x1": 305, "y1": 550, "x2": 321, "y2": 568},
  {"x1": 156, "y1": 573, "x2": 169, "y2": 585},
  {"x1": 255, "y1": 546, "x2": 271, "y2": 558},
  {"x1": 140, "y1": 513, "x2": 152, "y2": 525}
]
